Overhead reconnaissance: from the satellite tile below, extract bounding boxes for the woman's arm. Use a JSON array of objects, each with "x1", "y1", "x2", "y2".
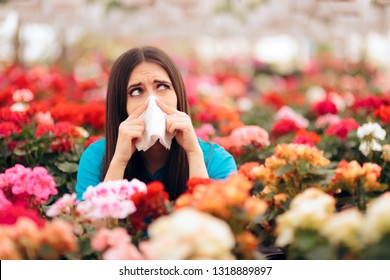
[
  {"x1": 187, "y1": 149, "x2": 209, "y2": 179},
  {"x1": 157, "y1": 99, "x2": 209, "y2": 179},
  {"x1": 104, "y1": 103, "x2": 148, "y2": 182}
]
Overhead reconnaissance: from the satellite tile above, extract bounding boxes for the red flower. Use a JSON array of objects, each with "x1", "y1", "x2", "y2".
[
  {"x1": 50, "y1": 103, "x2": 84, "y2": 126},
  {"x1": 271, "y1": 119, "x2": 299, "y2": 137},
  {"x1": 374, "y1": 105, "x2": 390, "y2": 124},
  {"x1": 35, "y1": 123, "x2": 55, "y2": 137},
  {"x1": 325, "y1": 118, "x2": 359, "y2": 140},
  {"x1": 0, "y1": 122, "x2": 21, "y2": 137},
  {"x1": 0, "y1": 108, "x2": 31, "y2": 126},
  {"x1": 82, "y1": 103, "x2": 106, "y2": 132},
  {"x1": 84, "y1": 135, "x2": 103, "y2": 148},
  {"x1": 127, "y1": 181, "x2": 170, "y2": 235},
  {"x1": 261, "y1": 91, "x2": 285, "y2": 109},
  {"x1": 293, "y1": 129, "x2": 321, "y2": 146},
  {"x1": 353, "y1": 96, "x2": 382, "y2": 111},
  {"x1": 0, "y1": 205, "x2": 45, "y2": 227},
  {"x1": 312, "y1": 99, "x2": 338, "y2": 116}
]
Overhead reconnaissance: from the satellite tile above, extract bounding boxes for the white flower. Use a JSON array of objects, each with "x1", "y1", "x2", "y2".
[
  {"x1": 321, "y1": 208, "x2": 364, "y2": 251},
  {"x1": 144, "y1": 208, "x2": 235, "y2": 260},
  {"x1": 275, "y1": 188, "x2": 336, "y2": 247},
  {"x1": 10, "y1": 102, "x2": 29, "y2": 112},
  {"x1": 357, "y1": 123, "x2": 386, "y2": 140},
  {"x1": 305, "y1": 86, "x2": 326, "y2": 105},
  {"x1": 362, "y1": 193, "x2": 390, "y2": 244},
  {"x1": 359, "y1": 140, "x2": 382, "y2": 156}
]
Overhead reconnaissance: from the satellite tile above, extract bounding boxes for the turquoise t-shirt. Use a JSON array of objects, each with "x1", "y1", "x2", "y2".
[{"x1": 75, "y1": 138, "x2": 237, "y2": 200}]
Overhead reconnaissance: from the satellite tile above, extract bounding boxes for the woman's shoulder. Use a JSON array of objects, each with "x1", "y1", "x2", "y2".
[
  {"x1": 198, "y1": 138, "x2": 226, "y2": 153},
  {"x1": 197, "y1": 138, "x2": 237, "y2": 178},
  {"x1": 197, "y1": 138, "x2": 233, "y2": 162},
  {"x1": 82, "y1": 137, "x2": 105, "y2": 158}
]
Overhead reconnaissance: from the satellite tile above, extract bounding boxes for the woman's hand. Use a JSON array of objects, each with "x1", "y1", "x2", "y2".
[
  {"x1": 156, "y1": 99, "x2": 201, "y2": 155},
  {"x1": 111, "y1": 102, "x2": 148, "y2": 167}
]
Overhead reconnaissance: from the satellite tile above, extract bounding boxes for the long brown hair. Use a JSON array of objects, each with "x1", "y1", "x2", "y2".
[{"x1": 104, "y1": 46, "x2": 190, "y2": 200}]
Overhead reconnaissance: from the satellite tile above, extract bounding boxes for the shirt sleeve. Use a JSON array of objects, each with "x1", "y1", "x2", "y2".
[
  {"x1": 75, "y1": 140, "x2": 104, "y2": 200},
  {"x1": 204, "y1": 142, "x2": 238, "y2": 180}
]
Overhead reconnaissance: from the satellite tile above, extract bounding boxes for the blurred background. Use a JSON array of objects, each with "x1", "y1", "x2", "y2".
[{"x1": 1, "y1": 0, "x2": 390, "y2": 74}]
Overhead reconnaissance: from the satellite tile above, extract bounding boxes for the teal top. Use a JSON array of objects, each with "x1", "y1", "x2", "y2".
[{"x1": 75, "y1": 138, "x2": 237, "y2": 200}]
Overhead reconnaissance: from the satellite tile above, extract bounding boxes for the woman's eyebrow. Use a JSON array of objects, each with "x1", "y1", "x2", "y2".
[
  {"x1": 127, "y1": 82, "x2": 142, "y2": 89},
  {"x1": 153, "y1": 79, "x2": 171, "y2": 85}
]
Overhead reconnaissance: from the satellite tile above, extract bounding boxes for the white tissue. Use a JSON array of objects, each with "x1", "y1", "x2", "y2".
[{"x1": 135, "y1": 96, "x2": 173, "y2": 151}]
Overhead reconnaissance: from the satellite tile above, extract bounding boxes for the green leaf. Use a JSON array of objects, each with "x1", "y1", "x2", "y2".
[
  {"x1": 55, "y1": 162, "x2": 79, "y2": 173},
  {"x1": 275, "y1": 163, "x2": 294, "y2": 176},
  {"x1": 297, "y1": 160, "x2": 309, "y2": 175}
]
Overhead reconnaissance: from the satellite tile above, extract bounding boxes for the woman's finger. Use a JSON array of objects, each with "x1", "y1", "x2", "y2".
[
  {"x1": 156, "y1": 99, "x2": 179, "y2": 115},
  {"x1": 128, "y1": 101, "x2": 148, "y2": 119}
]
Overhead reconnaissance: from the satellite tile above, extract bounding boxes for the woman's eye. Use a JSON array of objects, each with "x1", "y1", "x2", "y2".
[
  {"x1": 157, "y1": 84, "x2": 170, "y2": 91},
  {"x1": 129, "y1": 88, "x2": 142, "y2": 96}
]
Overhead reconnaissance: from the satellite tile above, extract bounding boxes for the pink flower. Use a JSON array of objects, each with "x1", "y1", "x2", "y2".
[
  {"x1": 275, "y1": 106, "x2": 309, "y2": 128},
  {"x1": 315, "y1": 114, "x2": 341, "y2": 129},
  {"x1": 195, "y1": 124, "x2": 216, "y2": 141},
  {"x1": 35, "y1": 112, "x2": 54, "y2": 126},
  {"x1": 0, "y1": 164, "x2": 57, "y2": 206},
  {"x1": 230, "y1": 125, "x2": 270, "y2": 148},
  {"x1": 46, "y1": 193, "x2": 76, "y2": 217},
  {"x1": 103, "y1": 244, "x2": 145, "y2": 260},
  {"x1": 91, "y1": 228, "x2": 130, "y2": 251},
  {"x1": 12, "y1": 89, "x2": 34, "y2": 102},
  {"x1": 91, "y1": 228, "x2": 145, "y2": 260},
  {"x1": 77, "y1": 179, "x2": 146, "y2": 220}
]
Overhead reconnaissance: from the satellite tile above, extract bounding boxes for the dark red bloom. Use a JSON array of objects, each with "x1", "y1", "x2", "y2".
[
  {"x1": 0, "y1": 204, "x2": 45, "y2": 228},
  {"x1": 84, "y1": 135, "x2": 103, "y2": 148},
  {"x1": 353, "y1": 96, "x2": 382, "y2": 111},
  {"x1": 271, "y1": 119, "x2": 299, "y2": 136},
  {"x1": 128, "y1": 181, "x2": 170, "y2": 235},
  {"x1": 0, "y1": 122, "x2": 21, "y2": 137},
  {"x1": 312, "y1": 99, "x2": 338, "y2": 116},
  {"x1": 325, "y1": 118, "x2": 359, "y2": 140}
]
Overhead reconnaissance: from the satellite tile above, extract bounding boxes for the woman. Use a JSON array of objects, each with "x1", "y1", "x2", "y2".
[{"x1": 76, "y1": 46, "x2": 237, "y2": 201}]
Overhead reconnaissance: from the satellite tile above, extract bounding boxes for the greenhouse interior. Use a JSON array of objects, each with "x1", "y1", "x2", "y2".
[{"x1": 1, "y1": 0, "x2": 390, "y2": 261}]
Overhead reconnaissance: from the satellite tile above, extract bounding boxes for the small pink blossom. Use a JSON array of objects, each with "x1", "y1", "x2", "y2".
[
  {"x1": 91, "y1": 227, "x2": 131, "y2": 251},
  {"x1": 12, "y1": 89, "x2": 34, "y2": 103},
  {"x1": 230, "y1": 125, "x2": 270, "y2": 148},
  {"x1": 46, "y1": 193, "x2": 76, "y2": 217},
  {"x1": 35, "y1": 112, "x2": 55, "y2": 126},
  {"x1": 195, "y1": 124, "x2": 216, "y2": 141},
  {"x1": 91, "y1": 228, "x2": 146, "y2": 260},
  {"x1": 103, "y1": 244, "x2": 145, "y2": 260},
  {"x1": 77, "y1": 179, "x2": 146, "y2": 220},
  {"x1": 315, "y1": 114, "x2": 341, "y2": 129},
  {"x1": 275, "y1": 106, "x2": 309, "y2": 128}
]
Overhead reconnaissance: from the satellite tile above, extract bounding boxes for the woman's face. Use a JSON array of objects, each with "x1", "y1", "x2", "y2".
[{"x1": 127, "y1": 62, "x2": 177, "y2": 115}]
